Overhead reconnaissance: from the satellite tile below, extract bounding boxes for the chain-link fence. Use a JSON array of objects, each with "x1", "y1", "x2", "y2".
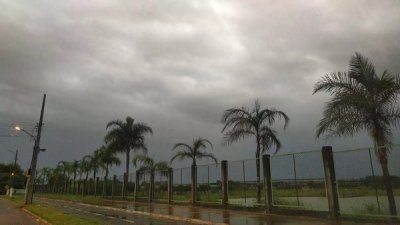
[
  {"x1": 334, "y1": 145, "x2": 400, "y2": 217},
  {"x1": 172, "y1": 167, "x2": 191, "y2": 203},
  {"x1": 271, "y1": 150, "x2": 327, "y2": 211},
  {"x1": 34, "y1": 145, "x2": 400, "y2": 219},
  {"x1": 196, "y1": 163, "x2": 221, "y2": 204}
]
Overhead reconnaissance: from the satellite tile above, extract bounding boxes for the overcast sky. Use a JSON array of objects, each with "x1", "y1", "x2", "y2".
[{"x1": 1, "y1": 0, "x2": 400, "y2": 175}]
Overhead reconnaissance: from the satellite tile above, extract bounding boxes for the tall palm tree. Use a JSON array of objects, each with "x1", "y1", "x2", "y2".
[
  {"x1": 313, "y1": 52, "x2": 400, "y2": 215},
  {"x1": 104, "y1": 116, "x2": 153, "y2": 198},
  {"x1": 98, "y1": 145, "x2": 121, "y2": 196},
  {"x1": 221, "y1": 99, "x2": 289, "y2": 203},
  {"x1": 171, "y1": 138, "x2": 217, "y2": 204},
  {"x1": 133, "y1": 154, "x2": 169, "y2": 201}
]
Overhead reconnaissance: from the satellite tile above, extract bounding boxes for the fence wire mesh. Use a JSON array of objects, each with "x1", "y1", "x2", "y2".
[
  {"x1": 271, "y1": 150, "x2": 327, "y2": 211},
  {"x1": 172, "y1": 167, "x2": 191, "y2": 202},
  {"x1": 334, "y1": 145, "x2": 400, "y2": 217},
  {"x1": 196, "y1": 163, "x2": 221, "y2": 204}
]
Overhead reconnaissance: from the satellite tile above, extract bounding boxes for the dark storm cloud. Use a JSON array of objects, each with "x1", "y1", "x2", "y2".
[{"x1": 1, "y1": 0, "x2": 399, "y2": 170}]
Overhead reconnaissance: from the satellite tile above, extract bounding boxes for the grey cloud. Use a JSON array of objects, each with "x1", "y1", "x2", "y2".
[{"x1": 0, "y1": 0, "x2": 399, "y2": 171}]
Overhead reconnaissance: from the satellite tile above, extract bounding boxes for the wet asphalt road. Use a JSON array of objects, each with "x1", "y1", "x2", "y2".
[
  {"x1": 36, "y1": 198, "x2": 189, "y2": 225},
  {"x1": 0, "y1": 198, "x2": 39, "y2": 225}
]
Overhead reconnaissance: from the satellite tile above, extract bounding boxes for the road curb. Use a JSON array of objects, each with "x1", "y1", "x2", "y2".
[
  {"x1": 40, "y1": 197, "x2": 227, "y2": 225},
  {"x1": 21, "y1": 208, "x2": 53, "y2": 225}
]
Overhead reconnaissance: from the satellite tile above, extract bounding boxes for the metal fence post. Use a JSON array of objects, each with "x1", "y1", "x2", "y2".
[
  {"x1": 221, "y1": 160, "x2": 228, "y2": 208},
  {"x1": 112, "y1": 175, "x2": 116, "y2": 199},
  {"x1": 168, "y1": 168, "x2": 173, "y2": 204},
  {"x1": 262, "y1": 154, "x2": 273, "y2": 213},
  {"x1": 322, "y1": 146, "x2": 340, "y2": 219}
]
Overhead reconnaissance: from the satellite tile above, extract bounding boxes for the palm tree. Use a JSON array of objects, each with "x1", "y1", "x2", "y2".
[
  {"x1": 313, "y1": 52, "x2": 400, "y2": 216},
  {"x1": 133, "y1": 154, "x2": 169, "y2": 201},
  {"x1": 81, "y1": 155, "x2": 92, "y2": 196},
  {"x1": 71, "y1": 160, "x2": 80, "y2": 194},
  {"x1": 104, "y1": 116, "x2": 153, "y2": 198},
  {"x1": 98, "y1": 145, "x2": 121, "y2": 196},
  {"x1": 57, "y1": 161, "x2": 70, "y2": 194},
  {"x1": 171, "y1": 138, "x2": 217, "y2": 204},
  {"x1": 90, "y1": 149, "x2": 102, "y2": 195},
  {"x1": 221, "y1": 99, "x2": 289, "y2": 203}
]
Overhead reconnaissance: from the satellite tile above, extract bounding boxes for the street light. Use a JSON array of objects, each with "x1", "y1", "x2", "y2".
[{"x1": 15, "y1": 126, "x2": 36, "y2": 139}]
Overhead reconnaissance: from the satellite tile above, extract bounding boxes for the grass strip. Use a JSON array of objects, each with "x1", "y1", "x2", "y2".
[
  {"x1": 25, "y1": 203, "x2": 101, "y2": 225},
  {"x1": 2, "y1": 195, "x2": 101, "y2": 225}
]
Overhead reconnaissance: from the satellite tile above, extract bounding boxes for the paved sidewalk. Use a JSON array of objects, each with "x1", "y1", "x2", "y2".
[{"x1": 0, "y1": 198, "x2": 39, "y2": 225}]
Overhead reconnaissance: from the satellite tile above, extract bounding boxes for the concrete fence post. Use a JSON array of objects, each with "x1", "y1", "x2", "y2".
[
  {"x1": 221, "y1": 160, "x2": 228, "y2": 208},
  {"x1": 168, "y1": 168, "x2": 173, "y2": 204},
  {"x1": 262, "y1": 154, "x2": 273, "y2": 213},
  {"x1": 134, "y1": 171, "x2": 139, "y2": 201},
  {"x1": 322, "y1": 146, "x2": 340, "y2": 219},
  {"x1": 112, "y1": 175, "x2": 116, "y2": 199}
]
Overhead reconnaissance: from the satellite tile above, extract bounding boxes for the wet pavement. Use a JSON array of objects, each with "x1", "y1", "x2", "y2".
[
  {"x1": 0, "y1": 198, "x2": 39, "y2": 225},
  {"x1": 36, "y1": 198, "x2": 188, "y2": 225},
  {"x1": 37, "y1": 197, "x2": 400, "y2": 225}
]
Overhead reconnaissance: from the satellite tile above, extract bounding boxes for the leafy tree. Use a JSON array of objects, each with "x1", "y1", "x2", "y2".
[
  {"x1": 313, "y1": 52, "x2": 400, "y2": 215},
  {"x1": 104, "y1": 116, "x2": 153, "y2": 197},
  {"x1": 221, "y1": 99, "x2": 289, "y2": 203},
  {"x1": 171, "y1": 138, "x2": 217, "y2": 203}
]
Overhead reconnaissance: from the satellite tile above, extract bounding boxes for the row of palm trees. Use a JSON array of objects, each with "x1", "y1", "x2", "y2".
[{"x1": 37, "y1": 53, "x2": 399, "y2": 215}]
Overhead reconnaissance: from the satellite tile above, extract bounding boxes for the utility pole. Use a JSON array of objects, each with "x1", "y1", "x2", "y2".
[{"x1": 24, "y1": 94, "x2": 46, "y2": 205}]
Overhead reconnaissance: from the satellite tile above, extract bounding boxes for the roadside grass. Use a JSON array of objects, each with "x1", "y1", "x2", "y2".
[{"x1": 1, "y1": 195, "x2": 101, "y2": 225}]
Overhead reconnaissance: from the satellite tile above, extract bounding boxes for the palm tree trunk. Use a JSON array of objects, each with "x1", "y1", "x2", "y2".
[
  {"x1": 123, "y1": 148, "x2": 130, "y2": 199},
  {"x1": 191, "y1": 159, "x2": 197, "y2": 204},
  {"x1": 73, "y1": 171, "x2": 77, "y2": 194},
  {"x1": 103, "y1": 165, "x2": 109, "y2": 197},
  {"x1": 93, "y1": 169, "x2": 97, "y2": 196},
  {"x1": 256, "y1": 135, "x2": 261, "y2": 204},
  {"x1": 378, "y1": 146, "x2": 397, "y2": 216}
]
